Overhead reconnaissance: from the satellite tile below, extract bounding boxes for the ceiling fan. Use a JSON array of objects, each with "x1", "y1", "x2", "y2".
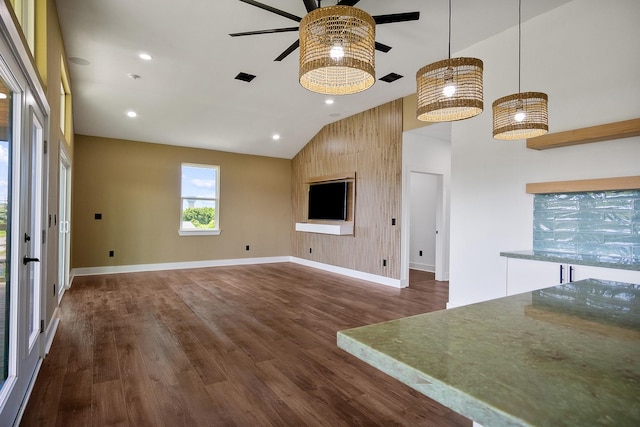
[{"x1": 230, "y1": 0, "x2": 420, "y2": 61}]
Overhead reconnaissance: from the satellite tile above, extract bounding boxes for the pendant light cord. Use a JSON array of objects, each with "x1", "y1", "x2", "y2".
[
  {"x1": 518, "y1": 0, "x2": 521, "y2": 94},
  {"x1": 448, "y1": 0, "x2": 452, "y2": 59}
]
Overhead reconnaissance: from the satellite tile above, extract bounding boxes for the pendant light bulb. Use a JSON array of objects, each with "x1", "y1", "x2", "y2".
[
  {"x1": 330, "y1": 45, "x2": 344, "y2": 60},
  {"x1": 514, "y1": 99, "x2": 525, "y2": 122},
  {"x1": 442, "y1": 67, "x2": 456, "y2": 97}
]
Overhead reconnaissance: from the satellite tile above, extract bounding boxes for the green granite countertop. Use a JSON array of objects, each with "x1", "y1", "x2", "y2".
[
  {"x1": 500, "y1": 250, "x2": 640, "y2": 271},
  {"x1": 337, "y1": 279, "x2": 640, "y2": 427}
]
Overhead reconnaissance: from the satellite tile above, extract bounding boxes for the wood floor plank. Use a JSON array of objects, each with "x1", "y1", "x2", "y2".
[
  {"x1": 21, "y1": 265, "x2": 470, "y2": 426},
  {"x1": 91, "y1": 380, "x2": 129, "y2": 427}
]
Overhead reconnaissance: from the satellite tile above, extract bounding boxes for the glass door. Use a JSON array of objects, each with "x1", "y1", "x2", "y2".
[
  {"x1": 0, "y1": 46, "x2": 47, "y2": 426},
  {"x1": 0, "y1": 65, "x2": 12, "y2": 397}
]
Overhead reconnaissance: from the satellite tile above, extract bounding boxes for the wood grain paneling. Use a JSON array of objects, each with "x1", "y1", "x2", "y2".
[
  {"x1": 526, "y1": 176, "x2": 640, "y2": 194},
  {"x1": 292, "y1": 100, "x2": 403, "y2": 279},
  {"x1": 526, "y1": 118, "x2": 640, "y2": 150}
]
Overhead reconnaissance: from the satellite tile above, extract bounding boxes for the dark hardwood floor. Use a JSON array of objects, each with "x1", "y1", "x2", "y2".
[{"x1": 21, "y1": 264, "x2": 469, "y2": 426}]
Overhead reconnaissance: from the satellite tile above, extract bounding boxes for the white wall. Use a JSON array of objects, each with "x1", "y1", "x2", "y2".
[
  {"x1": 402, "y1": 126, "x2": 452, "y2": 282},
  {"x1": 448, "y1": 0, "x2": 640, "y2": 307},
  {"x1": 410, "y1": 172, "x2": 438, "y2": 271}
]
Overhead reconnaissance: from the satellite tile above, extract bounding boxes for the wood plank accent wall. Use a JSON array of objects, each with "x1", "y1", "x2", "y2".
[{"x1": 292, "y1": 100, "x2": 403, "y2": 279}]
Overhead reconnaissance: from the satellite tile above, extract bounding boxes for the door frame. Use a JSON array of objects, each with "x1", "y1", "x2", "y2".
[
  {"x1": 0, "y1": 2, "x2": 50, "y2": 424},
  {"x1": 402, "y1": 170, "x2": 447, "y2": 284},
  {"x1": 58, "y1": 148, "x2": 70, "y2": 302}
]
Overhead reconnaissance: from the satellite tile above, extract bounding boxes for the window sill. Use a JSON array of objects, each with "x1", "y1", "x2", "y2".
[{"x1": 178, "y1": 229, "x2": 221, "y2": 236}]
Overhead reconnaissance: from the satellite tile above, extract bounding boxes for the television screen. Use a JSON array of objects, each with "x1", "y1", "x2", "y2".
[{"x1": 308, "y1": 181, "x2": 348, "y2": 221}]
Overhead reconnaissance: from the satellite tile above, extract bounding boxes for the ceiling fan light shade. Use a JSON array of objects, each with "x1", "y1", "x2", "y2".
[
  {"x1": 299, "y1": 5, "x2": 376, "y2": 95},
  {"x1": 492, "y1": 92, "x2": 548, "y2": 140},
  {"x1": 416, "y1": 57, "x2": 483, "y2": 122}
]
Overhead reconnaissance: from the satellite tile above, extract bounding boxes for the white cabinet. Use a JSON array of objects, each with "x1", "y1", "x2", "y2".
[
  {"x1": 505, "y1": 257, "x2": 640, "y2": 296},
  {"x1": 569, "y1": 264, "x2": 640, "y2": 284},
  {"x1": 506, "y1": 258, "x2": 563, "y2": 296}
]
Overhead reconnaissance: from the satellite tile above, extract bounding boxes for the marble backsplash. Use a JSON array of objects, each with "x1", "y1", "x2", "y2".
[{"x1": 533, "y1": 190, "x2": 640, "y2": 263}]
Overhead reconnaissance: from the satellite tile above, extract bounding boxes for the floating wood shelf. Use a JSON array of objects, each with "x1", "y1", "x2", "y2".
[
  {"x1": 526, "y1": 118, "x2": 640, "y2": 150},
  {"x1": 526, "y1": 176, "x2": 640, "y2": 194},
  {"x1": 295, "y1": 222, "x2": 354, "y2": 236}
]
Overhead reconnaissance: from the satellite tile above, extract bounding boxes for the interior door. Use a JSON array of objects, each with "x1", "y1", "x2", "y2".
[
  {"x1": 0, "y1": 46, "x2": 47, "y2": 427},
  {"x1": 58, "y1": 151, "x2": 70, "y2": 301}
]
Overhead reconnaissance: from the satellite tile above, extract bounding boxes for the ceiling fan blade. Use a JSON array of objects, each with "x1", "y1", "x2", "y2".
[
  {"x1": 303, "y1": 0, "x2": 318, "y2": 12},
  {"x1": 375, "y1": 42, "x2": 392, "y2": 53},
  {"x1": 337, "y1": 0, "x2": 361, "y2": 6},
  {"x1": 239, "y1": 0, "x2": 302, "y2": 22},
  {"x1": 230, "y1": 27, "x2": 299, "y2": 37},
  {"x1": 274, "y1": 39, "x2": 300, "y2": 62},
  {"x1": 373, "y1": 12, "x2": 420, "y2": 25}
]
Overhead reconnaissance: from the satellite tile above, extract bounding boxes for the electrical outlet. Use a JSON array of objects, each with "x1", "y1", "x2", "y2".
[
  {"x1": 109, "y1": 250, "x2": 114, "y2": 257},
  {"x1": 246, "y1": 245, "x2": 250, "y2": 251},
  {"x1": 419, "y1": 250, "x2": 423, "y2": 256},
  {"x1": 391, "y1": 218, "x2": 396, "y2": 225},
  {"x1": 382, "y1": 259, "x2": 387, "y2": 267},
  {"x1": 309, "y1": 248, "x2": 312, "y2": 254},
  {"x1": 53, "y1": 283, "x2": 56, "y2": 296},
  {"x1": 95, "y1": 213, "x2": 102, "y2": 220}
]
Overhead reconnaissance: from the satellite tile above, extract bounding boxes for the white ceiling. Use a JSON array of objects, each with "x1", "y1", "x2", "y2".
[{"x1": 55, "y1": 0, "x2": 570, "y2": 159}]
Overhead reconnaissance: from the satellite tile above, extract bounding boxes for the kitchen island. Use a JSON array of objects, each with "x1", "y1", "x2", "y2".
[{"x1": 337, "y1": 279, "x2": 640, "y2": 426}]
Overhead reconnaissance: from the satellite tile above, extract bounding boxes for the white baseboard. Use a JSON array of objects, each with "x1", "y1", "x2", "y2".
[
  {"x1": 446, "y1": 301, "x2": 464, "y2": 309},
  {"x1": 14, "y1": 357, "x2": 43, "y2": 427},
  {"x1": 44, "y1": 309, "x2": 60, "y2": 355},
  {"x1": 290, "y1": 257, "x2": 405, "y2": 288},
  {"x1": 409, "y1": 262, "x2": 435, "y2": 272},
  {"x1": 71, "y1": 256, "x2": 404, "y2": 289},
  {"x1": 71, "y1": 256, "x2": 291, "y2": 277}
]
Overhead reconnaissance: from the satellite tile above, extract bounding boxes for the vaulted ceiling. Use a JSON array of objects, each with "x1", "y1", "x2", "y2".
[{"x1": 56, "y1": 0, "x2": 570, "y2": 159}]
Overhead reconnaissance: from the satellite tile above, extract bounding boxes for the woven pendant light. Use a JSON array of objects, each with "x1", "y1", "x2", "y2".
[
  {"x1": 493, "y1": 0, "x2": 548, "y2": 140},
  {"x1": 416, "y1": 0, "x2": 483, "y2": 122},
  {"x1": 299, "y1": 5, "x2": 376, "y2": 95}
]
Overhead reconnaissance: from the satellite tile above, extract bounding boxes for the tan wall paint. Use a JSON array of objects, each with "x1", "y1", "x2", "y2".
[
  {"x1": 291, "y1": 100, "x2": 403, "y2": 279},
  {"x1": 40, "y1": 0, "x2": 73, "y2": 328},
  {"x1": 72, "y1": 135, "x2": 291, "y2": 268}
]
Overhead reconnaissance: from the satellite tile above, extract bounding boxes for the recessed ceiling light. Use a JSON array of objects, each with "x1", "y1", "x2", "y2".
[
  {"x1": 138, "y1": 53, "x2": 152, "y2": 61},
  {"x1": 126, "y1": 111, "x2": 137, "y2": 118},
  {"x1": 128, "y1": 73, "x2": 141, "y2": 80},
  {"x1": 272, "y1": 134, "x2": 280, "y2": 141},
  {"x1": 68, "y1": 56, "x2": 90, "y2": 66},
  {"x1": 325, "y1": 99, "x2": 334, "y2": 105},
  {"x1": 0, "y1": 93, "x2": 7, "y2": 99}
]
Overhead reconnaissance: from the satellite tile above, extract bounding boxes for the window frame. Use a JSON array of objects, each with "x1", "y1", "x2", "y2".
[{"x1": 178, "y1": 162, "x2": 220, "y2": 236}]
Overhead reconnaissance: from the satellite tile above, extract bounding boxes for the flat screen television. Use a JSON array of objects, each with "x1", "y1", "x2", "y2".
[{"x1": 308, "y1": 181, "x2": 348, "y2": 221}]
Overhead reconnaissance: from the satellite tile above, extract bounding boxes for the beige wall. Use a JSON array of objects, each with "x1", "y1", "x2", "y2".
[
  {"x1": 291, "y1": 100, "x2": 403, "y2": 279},
  {"x1": 15, "y1": 0, "x2": 75, "y2": 329},
  {"x1": 72, "y1": 135, "x2": 291, "y2": 268}
]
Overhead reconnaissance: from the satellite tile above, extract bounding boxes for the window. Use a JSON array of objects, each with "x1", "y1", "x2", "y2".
[
  {"x1": 59, "y1": 80, "x2": 65, "y2": 132},
  {"x1": 179, "y1": 163, "x2": 220, "y2": 235},
  {"x1": 60, "y1": 59, "x2": 71, "y2": 141},
  {"x1": 11, "y1": 0, "x2": 35, "y2": 54}
]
